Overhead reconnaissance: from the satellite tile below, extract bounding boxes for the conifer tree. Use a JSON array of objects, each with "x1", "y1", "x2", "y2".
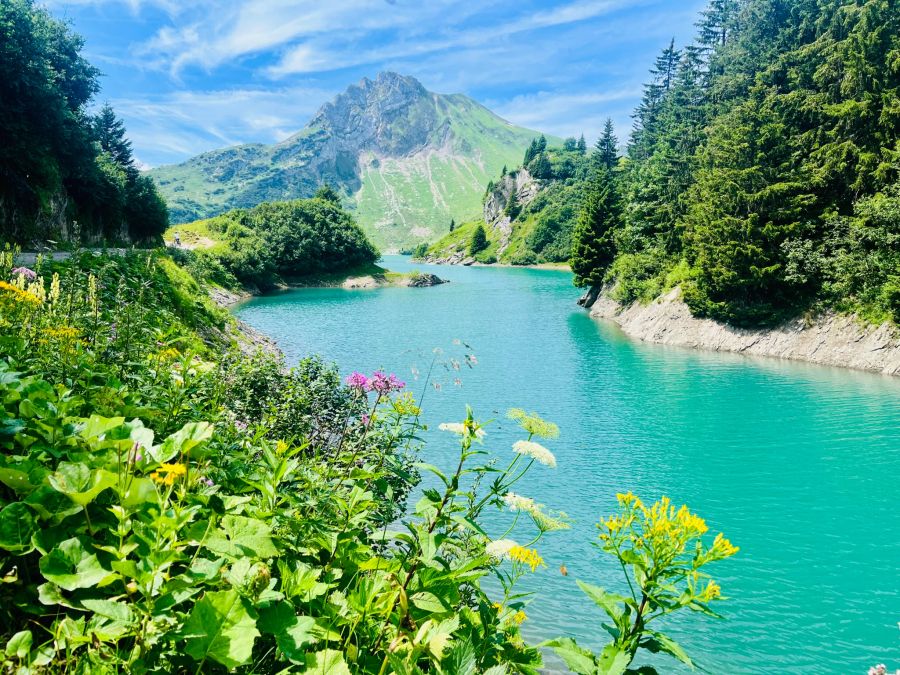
[
  {"x1": 531, "y1": 153, "x2": 552, "y2": 179},
  {"x1": 505, "y1": 190, "x2": 521, "y2": 220},
  {"x1": 536, "y1": 135, "x2": 547, "y2": 153},
  {"x1": 450, "y1": 218, "x2": 455, "y2": 232},
  {"x1": 577, "y1": 134, "x2": 587, "y2": 154},
  {"x1": 593, "y1": 119, "x2": 619, "y2": 171},
  {"x1": 571, "y1": 167, "x2": 621, "y2": 287},
  {"x1": 524, "y1": 139, "x2": 538, "y2": 166},
  {"x1": 93, "y1": 103, "x2": 135, "y2": 173},
  {"x1": 469, "y1": 223, "x2": 489, "y2": 255}
]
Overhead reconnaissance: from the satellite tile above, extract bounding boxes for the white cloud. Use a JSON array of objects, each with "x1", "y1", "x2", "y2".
[
  {"x1": 111, "y1": 85, "x2": 334, "y2": 165},
  {"x1": 492, "y1": 88, "x2": 640, "y2": 143}
]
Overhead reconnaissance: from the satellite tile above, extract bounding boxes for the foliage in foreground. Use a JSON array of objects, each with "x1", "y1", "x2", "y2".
[{"x1": 0, "y1": 250, "x2": 738, "y2": 673}]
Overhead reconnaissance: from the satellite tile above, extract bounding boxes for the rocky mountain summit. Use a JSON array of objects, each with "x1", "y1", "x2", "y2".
[{"x1": 150, "y1": 72, "x2": 549, "y2": 250}]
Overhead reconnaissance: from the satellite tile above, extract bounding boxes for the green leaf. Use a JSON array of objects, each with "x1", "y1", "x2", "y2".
[
  {"x1": 577, "y1": 580, "x2": 629, "y2": 626},
  {"x1": 80, "y1": 415, "x2": 126, "y2": 440},
  {"x1": 305, "y1": 649, "x2": 351, "y2": 675},
  {"x1": 158, "y1": 422, "x2": 213, "y2": 462},
  {"x1": 37, "y1": 582, "x2": 78, "y2": 609},
  {"x1": 5, "y1": 630, "x2": 32, "y2": 659},
  {"x1": 643, "y1": 631, "x2": 693, "y2": 668},
  {"x1": 411, "y1": 590, "x2": 449, "y2": 613},
  {"x1": 540, "y1": 637, "x2": 597, "y2": 674},
  {"x1": 0, "y1": 467, "x2": 36, "y2": 494},
  {"x1": 47, "y1": 463, "x2": 116, "y2": 507},
  {"x1": 81, "y1": 598, "x2": 135, "y2": 622},
  {"x1": 596, "y1": 642, "x2": 632, "y2": 675},
  {"x1": 258, "y1": 602, "x2": 317, "y2": 663},
  {"x1": 39, "y1": 538, "x2": 109, "y2": 591},
  {"x1": 205, "y1": 515, "x2": 278, "y2": 559},
  {"x1": 182, "y1": 590, "x2": 259, "y2": 669},
  {"x1": 0, "y1": 502, "x2": 36, "y2": 554}
]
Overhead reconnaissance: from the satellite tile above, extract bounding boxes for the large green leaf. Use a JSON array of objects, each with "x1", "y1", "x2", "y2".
[
  {"x1": 182, "y1": 590, "x2": 259, "y2": 668},
  {"x1": 596, "y1": 642, "x2": 632, "y2": 675},
  {"x1": 541, "y1": 637, "x2": 597, "y2": 674},
  {"x1": 258, "y1": 602, "x2": 317, "y2": 663},
  {"x1": 39, "y1": 538, "x2": 109, "y2": 591},
  {"x1": 47, "y1": 463, "x2": 116, "y2": 507},
  {"x1": 577, "y1": 580, "x2": 630, "y2": 626},
  {"x1": 156, "y1": 422, "x2": 213, "y2": 462},
  {"x1": 642, "y1": 630, "x2": 693, "y2": 668},
  {"x1": 205, "y1": 515, "x2": 278, "y2": 559},
  {"x1": 305, "y1": 649, "x2": 351, "y2": 675},
  {"x1": 81, "y1": 598, "x2": 135, "y2": 623},
  {"x1": 5, "y1": 630, "x2": 32, "y2": 659},
  {"x1": 80, "y1": 415, "x2": 126, "y2": 440},
  {"x1": 0, "y1": 502, "x2": 36, "y2": 554}
]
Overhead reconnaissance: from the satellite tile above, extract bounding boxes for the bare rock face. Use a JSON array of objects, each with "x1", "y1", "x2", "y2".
[{"x1": 589, "y1": 287, "x2": 900, "y2": 376}]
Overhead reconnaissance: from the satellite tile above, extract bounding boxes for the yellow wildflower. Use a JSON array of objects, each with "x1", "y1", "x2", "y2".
[
  {"x1": 150, "y1": 463, "x2": 187, "y2": 486},
  {"x1": 710, "y1": 533, "x2": 739, "y2": 558},
  {"x1": 507, "y1": 408, "x2": 559, "y2": 439},
  {"x1": 0, "y1": 281, "x2": 42, "y2": 306},
  {"x1": 616, "y1": 491, "x2": 643, "y2": 509},
  {"x1": 509, "y1": 546, "x2": 545, "y2": 572},
  {"x1": 699, "y1": 580, "x2": 721, "y2": 601},
  {"x1": 510, "y1": 610, "x2": 527, "y2": 625},
  {"x1": 157, "y1": 347, "x2": 180, "y2": 361},
  {"x1": 492, "y1": 602, "x2": 503, "y2": 613}
]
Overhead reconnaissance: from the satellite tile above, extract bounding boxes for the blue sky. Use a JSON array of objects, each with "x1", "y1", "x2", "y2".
[{"x1": 46, "y1": 0, "x2": 708, "y2": 167}]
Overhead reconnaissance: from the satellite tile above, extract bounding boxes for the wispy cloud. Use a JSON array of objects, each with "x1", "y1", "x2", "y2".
[{"x1": 110, "y1": 85, "x2": 334, "y2": 165}]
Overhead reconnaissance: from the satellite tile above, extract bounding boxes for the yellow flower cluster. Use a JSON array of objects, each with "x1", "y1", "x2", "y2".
[
  {"x1": 510, "y1": 610, "x2": 527, "y2": 625},
  {"x1": 391, "y1": 392, "x2": 421, "y2": 417},
  {"x1": 156, "y1": 347, "x2": 180, "y2": 361},
  {"x1": 699, "y1": 580, "x2": 721, "y2": 601},
  {"x1": 0, "y1": 281, "x2": 42, "y2": 306},
  {"x1": 45, "y1": 326, "x2": 80, "y2": 341},
  {"x1": 509, "y1": 545, "x2": 545, "y2": 572},
  {"x1": 151, "y1": 463, "x2": 187, "y2": 486}
]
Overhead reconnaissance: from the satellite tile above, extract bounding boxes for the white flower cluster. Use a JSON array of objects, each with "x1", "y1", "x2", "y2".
[
  {"x1": 512, "y1": 440, "x2": 556, "y2": 468},
  {"x1": 439, "y1": 422, "x2": 485, "y2": 439},
  {"x1": 485, "y1": 538, "x2": 518, "y2": 560},
  {"x1": 503, "y1": 492, "x2": 536, "y2": 512}
]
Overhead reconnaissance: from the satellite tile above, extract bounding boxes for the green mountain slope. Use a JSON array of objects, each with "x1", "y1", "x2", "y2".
[{"x1": 150, "y1": 73, "x2": 556, "y2": 251}]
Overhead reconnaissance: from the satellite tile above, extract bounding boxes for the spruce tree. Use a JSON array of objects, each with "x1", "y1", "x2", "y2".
[
  {"x1": 536, "y1": 135, "x2": 547, "y2": 153},
  {"x1": 314, "y1": 183, "x2": 341, "y2": 204},
  {"x1": 577, "y1": 134, "x2": 587, "y2": 154},
  {"x1": 532, "y1": 153, "x2": 552, "y2": 179},
  {"x1": 469, "y1": 223, "x2": 489, "y2": 255},
  {"x1": 593, "y1": 119, "x2": 619, "y2": 171},
  {"x1": 450, "y1": 218, "x2": 455, "y2": 232},
  {"x1": 524, "y1": 139, "x2": 538, "y2": 166},
  {"x1": 93, "y1": 103, "x2": 134, "y2": 173},
  {"x1": 505, "y1": 190, "x2": 521, "y2": 220},
  {"x1": 571, "y1": 167, "x2": 622, "y2": 288}
]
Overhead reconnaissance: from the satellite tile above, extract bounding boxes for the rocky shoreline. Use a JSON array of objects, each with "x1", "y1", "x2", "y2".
[{"x1": 587, "y1": 287, "x2": 900, "y2": 377}]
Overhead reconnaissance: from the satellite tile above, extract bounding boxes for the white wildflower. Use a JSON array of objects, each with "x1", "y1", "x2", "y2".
[
  {"x1": 485, "y1": 539, "x2": 518, "y2": 560},
  {"x1": 439, "y1": 422, "x2": 485, "y2": 438},
  {"x1": 512, "y1": 440, "x2": 556, "y2": 468},
  {"x1": 503, "y1": 492, "x2": 535, "y2": 512}
]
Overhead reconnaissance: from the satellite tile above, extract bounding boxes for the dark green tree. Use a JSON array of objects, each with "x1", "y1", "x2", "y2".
[
  {"x1": 469, "y1": 223, "x2": 489, "y2": 255},
  {"x1": 449, "y1": 218, "x2": 455, "y2": 232},
  {"x1": 523, "y1": 139, "x2": 538, "y2": 166},
  {"x1": 531, "y1": 153, "x2": 553, "y2": 179},
  {"x1": 314, "y1": 183, "x2": 341, "y2": 204},
  {"x1": 93, "y1": 103, "x2": 134, "y2": 174},
  {"x1": 576, "y1": 134, "x2": 587, "y2": 154},
  {"x1": 504, "y1": 190, "x2": 521, "y2": 220},
  {"x1": 536, "y1": 135, "x2": 547, "y2": 154},
  {"x1": 593, "y1": 119, "x2": 619, "y2": 171},
  {"x1": 571, "y1": 168, "x2": 622, "y2": 287}
]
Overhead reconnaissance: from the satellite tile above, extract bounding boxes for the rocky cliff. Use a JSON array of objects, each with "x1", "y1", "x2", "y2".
[
  {"x1": 150, "y1": 72, "x2": 548, "y2": 251},
  {"x1": 589, "y1": 287, "x2": 900, "y2": 376}
]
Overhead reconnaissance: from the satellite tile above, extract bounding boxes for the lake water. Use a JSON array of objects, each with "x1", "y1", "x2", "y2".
[{"x1": 235, "y1": 255, "x2": 900, "y2": 674}]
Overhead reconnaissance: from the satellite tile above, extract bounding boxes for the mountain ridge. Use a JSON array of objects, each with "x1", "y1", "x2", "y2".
[{"x1": 151, "y1": 72, "x2": 559, "y2": 249}]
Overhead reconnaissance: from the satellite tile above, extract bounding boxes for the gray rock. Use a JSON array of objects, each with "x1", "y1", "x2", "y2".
[{"x1": 589, "y1": 287, "x2": 900, "y2": 376}]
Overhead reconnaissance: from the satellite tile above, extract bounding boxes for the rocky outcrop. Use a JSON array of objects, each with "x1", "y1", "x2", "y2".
[
  {"x1": 405, "y1": 272, "x2": 447, "y2": 287},
  {"x1": 426, "y1": 169, "x2": 540, "y2": 265},
  {"x1": 589, "y1": 287, "x2": 900, "y2": 376}
]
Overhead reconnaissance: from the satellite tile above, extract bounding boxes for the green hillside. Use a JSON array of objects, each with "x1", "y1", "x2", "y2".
[{"x1": 150, "y1": 74, "x2": 554, "y2": 251}]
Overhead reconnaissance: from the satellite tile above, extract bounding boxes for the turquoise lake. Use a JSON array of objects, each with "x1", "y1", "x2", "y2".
[{"x1": 235, "y1": 254, "x2": 900, "y2": 674}]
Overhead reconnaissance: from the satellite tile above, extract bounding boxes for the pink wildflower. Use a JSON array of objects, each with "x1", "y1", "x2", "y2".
[
  {"x1": 11, "y1": 267, "x2": 36, "y2": 281},
  {"x1": 369, "y1": 371, "x2": 405, "y2": 394},
  {"x1": 361, "y1": 414, "x2": 370, "y2": 426},
  {"x1": 345, "y1": 371, "x2": 370, "y2": 391}
]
